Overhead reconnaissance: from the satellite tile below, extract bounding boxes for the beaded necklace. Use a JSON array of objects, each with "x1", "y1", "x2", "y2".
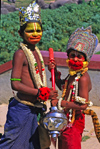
[
  {"x1": 20, "y1": 42, "x2": 47, "y2": 89},
  {"x1": 61, "y1": 68, "x2": 88, "y2": 126}
]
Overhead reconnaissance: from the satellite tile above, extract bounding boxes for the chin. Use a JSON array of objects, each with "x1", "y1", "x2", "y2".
[
  {"x1": 71, "y1": 66, "x2": 82, "y2": 70},
  {"x1": 29, "y1": 39, "x2": 41, "y2": 45},
  {"x1": 31, "y1": 42, "x2": 39, "y2": 45},
  {"x1": 29, "y1": 41, "x2": 40, "y2": 45}
]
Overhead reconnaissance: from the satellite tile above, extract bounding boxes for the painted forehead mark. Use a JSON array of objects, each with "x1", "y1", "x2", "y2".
[{"x1": 33, "y1": 23, "x2": 36, "y2": 30}]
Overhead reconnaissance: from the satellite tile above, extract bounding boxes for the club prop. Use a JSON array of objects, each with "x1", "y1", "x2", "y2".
[
  {"x1": 49, "y1": 48, "x2": 55, "y2": 90},
  {"x1": 42, "y1": 48, "x2": 68, "y2": 148}
]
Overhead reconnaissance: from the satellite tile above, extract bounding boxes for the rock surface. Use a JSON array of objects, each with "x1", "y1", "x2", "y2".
[
  {"x1": 36, "y1": 0, "x2": 94, "y2": 9},
  {"x1": 1, "y1": 0, "x2": 94, "y2": 14},
  {"x1": 1, "y1": 1, "x2": 18, "y2": 14}
]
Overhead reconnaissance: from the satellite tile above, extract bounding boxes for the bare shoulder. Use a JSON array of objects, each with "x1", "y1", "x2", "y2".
[
  {"x1": 12, "y1": 49, "x2": 26, "y2": 66},
  {"x1": 80, "y1": 72, "x2": 90, "y2": 81},
  {"x1": 13, "y1": 49, "x2": 25, "y2": 59},
  {"x1": 79, "y1": 72, "x2": 92, "y2": 91}
]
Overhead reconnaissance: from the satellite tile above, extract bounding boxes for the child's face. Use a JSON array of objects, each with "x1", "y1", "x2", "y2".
[
  {"x1": 24, "y1": 22, "x2": 42, "y2": 45},
  {"x1": 68, "y1": 50, "x2": 85, "y2": 70},
  {"x1": 68, "y1": 50, "x2": 85, "y2": 61}
]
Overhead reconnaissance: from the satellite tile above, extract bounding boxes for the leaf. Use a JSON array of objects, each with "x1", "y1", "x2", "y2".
[{"x1": 82, "y1": 135, "x2": 90, "y2": 142}]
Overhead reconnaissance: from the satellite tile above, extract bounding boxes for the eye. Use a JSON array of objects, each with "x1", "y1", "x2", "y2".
[
  {"x1": 36, "y1": 30, "x2": 41, "y2": 33},
  {"x1": 69, "y1": 54, "x2": 75, "y2": 58},
  {"x1": 25, "y1": 30, "x2": 34, "y2": 33},
  {"x1": 77, "y1": 55, "x2": 83, "y2": 59}
]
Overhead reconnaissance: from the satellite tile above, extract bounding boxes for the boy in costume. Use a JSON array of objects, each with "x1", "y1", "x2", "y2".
[
  {"x1": 48, "y1": 26, "x2": 98, "y2": 149},
  {"x1": 0, "y1": 1, "x2": 58, "y2": 149}
]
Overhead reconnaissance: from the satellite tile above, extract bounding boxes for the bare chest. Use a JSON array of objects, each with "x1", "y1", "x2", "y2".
[{"x1": 23, "y1": 51, "x2": 42, "y2": 74}]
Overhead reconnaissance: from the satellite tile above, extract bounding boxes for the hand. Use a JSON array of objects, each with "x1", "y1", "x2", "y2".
[
  {"x1": 49, "y1": 88, "x2": 58, "y2": 100},
  {"x1": 48, "y1": 61, "x2": 57, "y2": 72},
  {"x1": 51, "y1": 99, "x2": 58, "y2": 107}
]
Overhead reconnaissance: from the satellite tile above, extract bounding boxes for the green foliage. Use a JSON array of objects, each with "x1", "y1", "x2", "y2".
[
  {"x1": 82, "y1": 135, "x2": 90, "y2": 142},
  {"x1": 0, "y1": 11, "x2": 23, "y2": 64},
  {"x1": 95, "y1": 51, "x2": 100, "y2": 54},
  {"x1": 0, "y1": 1, "x2": 100, "y2": 64},
  {"x1": 38, "y1": 1, "x2": 100, "y2": 51}
]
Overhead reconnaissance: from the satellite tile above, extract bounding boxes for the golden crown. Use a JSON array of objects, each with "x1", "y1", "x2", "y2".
[{"x1": 19, "y1": 1, "x2": 41, "y2": 26}]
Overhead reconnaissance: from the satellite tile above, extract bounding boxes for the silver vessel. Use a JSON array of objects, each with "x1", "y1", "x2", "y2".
[{"x1": 42, "y1": 106, "x2": 68, "y2": 140}]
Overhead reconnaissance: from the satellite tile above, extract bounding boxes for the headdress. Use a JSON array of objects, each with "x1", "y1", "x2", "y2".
[
  {"x1": 19, "y1": 1, "x2": 41, "y2": 26},
  {"x1": 66, "y1": 26, "x2": 98, "y2": 61}
]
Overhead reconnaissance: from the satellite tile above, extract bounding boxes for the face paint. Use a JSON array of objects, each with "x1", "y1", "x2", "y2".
[
  {"x1": 68, "y1": 50, "x2": 85, "y2": 70},
  {"x1": 24, "y1": 22, "x2": 42, "y2": 45},
  {"x1": 68, "y1": 59, "x2": 83, "y2": 70}
]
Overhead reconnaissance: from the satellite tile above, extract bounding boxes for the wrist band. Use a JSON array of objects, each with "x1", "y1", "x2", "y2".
[
  {"x1": 36, "y1": 89, "x2": 40, "y2": 98},
  {"x1": 58, "y1": 97, "x2": 64, "y2": 110},
  {"x1": 10, "y1": 78, "x2": 21, "y2": 81}
]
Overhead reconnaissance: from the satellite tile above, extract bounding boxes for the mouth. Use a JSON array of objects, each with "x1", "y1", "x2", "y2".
[
  {"x1": 73, "y1": 63, "x2": 82, "y2": 67},
  {"x1": 69, "y1": 60, "x2": 83, "y2": 70},
  {"x1": 30, "y1": 36, "x2": 41, "y2": 40}
]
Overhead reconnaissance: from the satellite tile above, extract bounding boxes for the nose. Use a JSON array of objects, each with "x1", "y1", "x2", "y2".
[
  {"x1": 32, "y1": 31, "x2": 38, "y2": 36},
  {"x1": 74, "y1": 56, "x2": 78, "y2": 61}
]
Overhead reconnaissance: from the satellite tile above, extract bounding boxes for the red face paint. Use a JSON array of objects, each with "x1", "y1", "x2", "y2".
[
  {"x1": 68, "y1": 59, "x2": 83, "y2": 70},
  {"x1": 28, "y1": 35, "x2": 42, "y2": 44}
]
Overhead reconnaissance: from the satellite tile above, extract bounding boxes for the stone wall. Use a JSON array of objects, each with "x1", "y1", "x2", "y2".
[{"x1": 0, "y1": 70, "x2": 13, "y2": 104}]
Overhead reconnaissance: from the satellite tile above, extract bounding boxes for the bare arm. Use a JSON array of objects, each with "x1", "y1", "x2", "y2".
[
  {"x1": 61, "y1": 100, "x2": 88, "y2": 110},
  {"x1": 11, "y1": 50, "x2": 39, "y2": 96}
]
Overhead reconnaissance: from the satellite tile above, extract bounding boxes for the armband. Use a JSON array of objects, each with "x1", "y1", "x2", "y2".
[{"x1": 10, "y1": 78, "x2": 21, "y2": 81}]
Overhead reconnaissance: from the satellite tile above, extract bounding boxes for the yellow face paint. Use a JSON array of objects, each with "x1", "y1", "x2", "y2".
[{"x1": 24, "y1": 22, "x2": 42, "y2": 45}]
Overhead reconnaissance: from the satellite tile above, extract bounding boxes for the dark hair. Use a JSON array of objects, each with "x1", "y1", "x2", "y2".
[{"x1": 19, "y1": 23, "x2": 27, "y2": 36}]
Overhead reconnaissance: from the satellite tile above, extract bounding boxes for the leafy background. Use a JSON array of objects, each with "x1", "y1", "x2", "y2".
[{"x1": 0, "y1": 0, "x2": 100, "y2": 64}]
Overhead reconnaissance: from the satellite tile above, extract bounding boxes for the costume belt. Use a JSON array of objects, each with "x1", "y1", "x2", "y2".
[{"x1": 14, "y1": 95, "x2": 45, "y2": 108}]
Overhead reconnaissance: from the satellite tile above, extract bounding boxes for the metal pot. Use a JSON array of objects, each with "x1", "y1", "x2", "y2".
[{"x1": 42, "y1": 106, "x2": 68, "y2": 140}]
